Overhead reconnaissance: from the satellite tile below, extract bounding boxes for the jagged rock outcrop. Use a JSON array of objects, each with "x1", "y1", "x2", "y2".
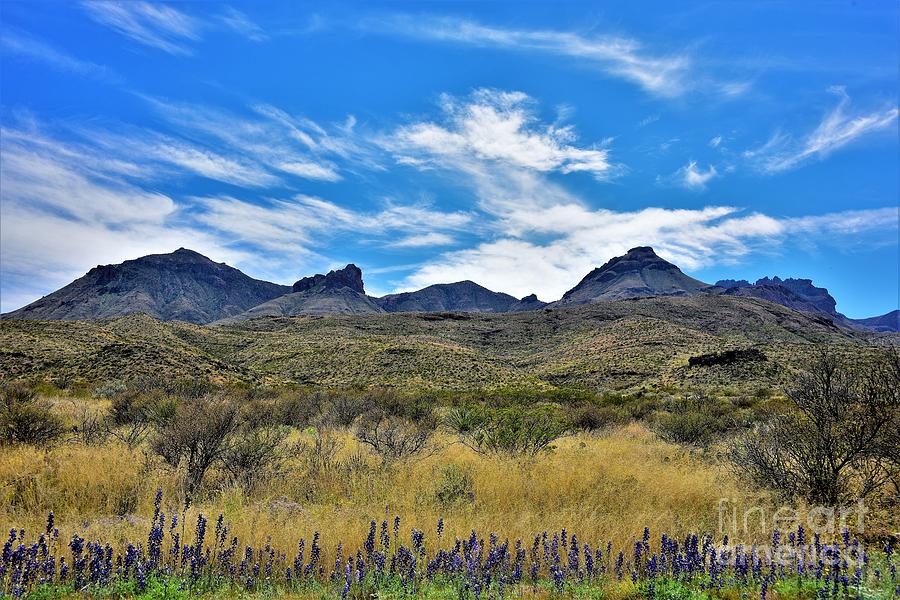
[
  {"x1": 1, "y1": 248, "x2": 290, "y2": 324},
  {"x1": 507, "y1": 294, "x2": 548, "y2": 312},
  {"x1": 217, "y1": 264, "x2": 382, "y2": 322},
  {"x1": 293, "y1": 264, "x2": 364, "y2": 294}
]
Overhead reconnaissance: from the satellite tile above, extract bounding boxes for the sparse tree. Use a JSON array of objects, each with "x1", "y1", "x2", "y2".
[
  {"x1": 729, "y1": 349, "x2": 900, "y2": 505},
  {"x1": 221, "y1": 425, "x2": 290, "y2": 491},
  {"x1": 151, "y1": 394, "x2": 240, "y2": 494},
  {"x1": 355, "y1": 410, "x2": 435, "y2": 465}
]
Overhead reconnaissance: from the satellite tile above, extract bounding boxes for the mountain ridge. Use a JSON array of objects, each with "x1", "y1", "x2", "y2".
[{"x1": 3, "y1": 247, "x2": 895, "y2": 331}]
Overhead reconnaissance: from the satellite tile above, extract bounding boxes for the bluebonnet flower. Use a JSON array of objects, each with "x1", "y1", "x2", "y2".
[
  {"x1": 379, "y1": 519, "x2": 389, "y2": 550},
  {"x1": 364, "y1": 520, "x2": 375, "y2": 555}
]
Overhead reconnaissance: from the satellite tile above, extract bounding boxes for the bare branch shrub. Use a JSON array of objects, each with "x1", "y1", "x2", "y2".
[
  {"x1": 728, "y1": 349, "x2": 900, "y2": 505},
  {"x1": 324, "y1": 393, "x2": 367, "y2": 428},
  {"x1": 355, "y1": 410, "x2": 436, "y2": 465},
  {"x1": 151, "y1": 394, "x2": 240, "y2": 494},
  {"x1": 275, "y1": 391, "x2": 326, "y2": 427},
  {"x1": 69, "y1": 401, "x2": 109, "y2": 446},
  {"x1": 221, "y1": 425, "x2": 290, "y2": 492},
  {"x1": 294, "y1": 430, "x2": 344, "y2": 476}
]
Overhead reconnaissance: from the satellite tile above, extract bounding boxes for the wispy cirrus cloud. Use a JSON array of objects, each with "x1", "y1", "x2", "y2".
[
  {"x1": 745, "y1": 87, "x2": 899, "y2": 173},
  {"x1": 193, "y1": 194, "x2": 473, "y2": 257},
  {"x1": 0, "y1": 116, "x2": 469, "y2": 309},
  {"x1": 81, "y1": 1, "x2": 267, "y2": 55},
  {"x1": 218, "y1": 7, "x2": 268, "y2": 42},
  {"x1": 0, "y1": 28, "x2": 121, "y2": 83},
  {"x1": 0, "y1": 123, "x2": 252, "y2": 312},
  {"x1": 139, "y1": 96, "x2": 354, "y2": 182},
  {"x1": 364, "y1": 15, "x2": 744, "y2": 98},
  {"x1": 82, "y1": 1, "x2": 200, "y2": 55}
]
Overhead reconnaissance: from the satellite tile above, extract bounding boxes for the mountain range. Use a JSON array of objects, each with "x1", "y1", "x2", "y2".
[{"x1": 2, "y1": 246, "x2": 897, "y2": 332}]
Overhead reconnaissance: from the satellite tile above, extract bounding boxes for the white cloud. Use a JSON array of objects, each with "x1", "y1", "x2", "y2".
[
  {"x1": 82, "y1": 1, "x2": 201, "y2": 55},
  {"x1": 387, "y1": 232, "x2": 456, "y2": 248},
  {"x1": 386, "y1": 89, "x2": 616, "y2": 180},
  {"x1": 671, "y1": 161, "x2": 718, "y2": 191},
  {"x1": 193, "y1": 194, "x2": 473, "y2": 255},
  {"x1": 367, "y1": 15, "x2": 695, "y2": 97},
  {"x1": 399, "y1": 206, "x2": 894, "y2": 300},
  {"x1": 0, "y1": 128, "x2": 175, "y2": 223},
  {"x1": 378, "y1": 92, "x2": 893, "y2": 301},
  {"x1": 218, "y1": 7, "x2": 268, "y2": 42},
  {"x1": 275, "y1": 160, "x2": 341, "y2": 182},
  {"x1": 709, "y1": 136, "x2": 722, "y2": 148},
  {"x1": 746, "y1": 88, "x2": 899, "y2": 173},
  {"x1": 0, "y1": 29, "x2": 120, "y2": 82}
]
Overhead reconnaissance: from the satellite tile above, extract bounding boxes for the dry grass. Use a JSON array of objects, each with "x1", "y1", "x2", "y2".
[{"x1": 0, "y1": 422, "x2": 775, "y2": 562}]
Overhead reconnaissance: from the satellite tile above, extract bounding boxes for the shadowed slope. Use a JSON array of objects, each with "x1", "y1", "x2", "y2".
[
  {"x1": 1, "y1": 249, "x2": 290, "y2": 324},
  {"x1": 554, "y1": 247, "x2": 711, "y2": 305}
]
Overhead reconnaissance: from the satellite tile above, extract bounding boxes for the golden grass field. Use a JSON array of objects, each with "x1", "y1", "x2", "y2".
[
  {"x1": 1, "y1": 388, "x2": 897, "y2": 600},
  {"x1": 0, "y1": 393, "x2": 776, "y2": 563}
]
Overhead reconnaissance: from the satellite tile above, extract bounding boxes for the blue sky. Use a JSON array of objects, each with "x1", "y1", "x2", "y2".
[{"x1": 1, "y1": 1, "x2": 897, "y2": 318}]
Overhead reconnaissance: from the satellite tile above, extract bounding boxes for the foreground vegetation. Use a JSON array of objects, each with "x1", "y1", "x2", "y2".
[
  {"x1": 3, "y1": 493, "x2": 897, "y2": 599},
  {"x1": 0, "y1": 349, "x2": 897, "y2": 597}
]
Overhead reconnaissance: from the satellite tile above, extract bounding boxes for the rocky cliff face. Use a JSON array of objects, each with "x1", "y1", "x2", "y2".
[
  {"x1": 218, "y1": 264, "x2": 381, "y2": 322},
  {"x1": 554, "y1": 247, "x2": 711, "y2": 305},
  {"x1": 715, "y1": 276, "x2": 838, "y2": 316},
  {"x1": 293, "y1": 264, "x2": 365, "y2": 294},
  {"x1": 755, "y1": 277, "x2": 837, "y2": 314},
  {"x1": 712, "y1": 276, "x2": 897, "y2": 332},
  {"x1": 1, "y1": 248, "x2": 290, "y2": 324}
]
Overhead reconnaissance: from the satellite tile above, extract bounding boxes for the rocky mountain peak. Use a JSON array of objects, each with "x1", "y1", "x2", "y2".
[
  {"x1": 2, "y1": 248, "x2": 290, "y2": 324},
  {"x1": 556, "y1": 246, "x2": 708, "y2": 304},
  {"x1": 292, "y1": 264, "x2": 365, "y2": 294}
]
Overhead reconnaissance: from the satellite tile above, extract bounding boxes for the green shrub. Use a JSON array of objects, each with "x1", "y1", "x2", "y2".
[
  {"x1": 433, "y1": 464, "x2": 474, "y2": 505},
  {"x1": 459, "y1": 407, "x2": 568, "y2": 456},
  {"x1": 651, "y1": 395, "x2": 737, "y2": 447},
  {"x1": 443, "y1": 405, "x2": 489, "y2": 434},
  {"x1": 0, "y1": 383, "x2": 65, "y2": 446},
  {"x1": 566, "y1": 402, "x2": 626, "y2": 431}
]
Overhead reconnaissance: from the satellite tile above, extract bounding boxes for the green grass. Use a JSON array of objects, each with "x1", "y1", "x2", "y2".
[{"x1": 0, "y1": 295, "x2": 872, "y2": 394}]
